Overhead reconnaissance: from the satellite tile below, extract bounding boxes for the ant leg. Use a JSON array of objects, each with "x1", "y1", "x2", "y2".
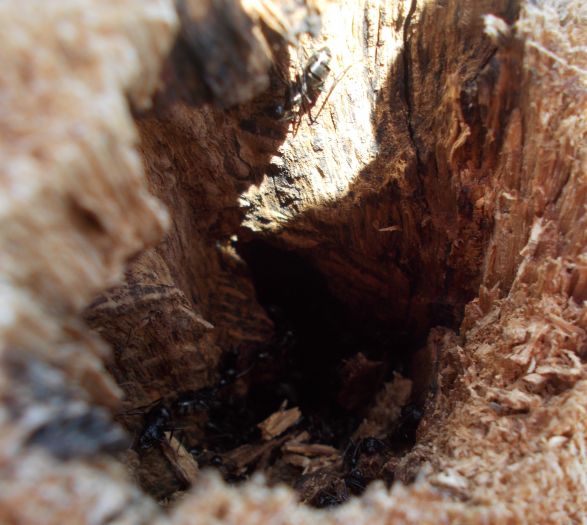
[
  {"x1": 297, "y1": 45, "x2": 310, "y2": 63},
  {"x1": 120, "y1": 398, "x2": 163, "y2": 416},
  {"x1": 307, "y1": 99, "x2": 318, "y2": 125},
  {"x1": 291, "y1": 110, "x2": 303, "y2": 137},
  {"x1": 310, "y1": 63, "x2": 354, "y2": 124},
  {"x1": 291, "y1": 78, "x2": 311, "y2": 135},
  {"x1": 278, "y1": 75, "x2": 303, "y2": 123}
]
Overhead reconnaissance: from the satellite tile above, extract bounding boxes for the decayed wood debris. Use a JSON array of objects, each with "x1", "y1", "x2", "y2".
[
  {"x1": 1, "y1": 0, "x2": 586, "y2": 524},
  {"x1": 161, "y1": 435, "x2": 200, "y2": 488},
  {"x1": 282, "y1": 442, "x2": 338, "y2": 457},
  {"x1": 258, "y1": 405, "x2": 302, "y2": 440}
]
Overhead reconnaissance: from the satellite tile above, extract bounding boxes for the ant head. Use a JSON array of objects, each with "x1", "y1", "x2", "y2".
[
  {"x1": 219, "y1": 368, "x2": 237, "y2": 387},
  {"x1": 210, "y1": 455, "x2": 224, "y2": 466},
  {"x1": 138, "y1": 433, "x2": 158, "y2": 450},
  {"x1": 403, "y1": 404, "x2": 423, "y2": 423},
  {"x1": 361, "y1": 436, "x2": 385, "y2": 455},
  {"x1": 273, "y1": 104, "x2": 286, "y2": 119}
]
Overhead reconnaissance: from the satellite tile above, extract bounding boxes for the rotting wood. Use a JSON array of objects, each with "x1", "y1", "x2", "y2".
[
  {"x1": 258, "y1": 406, "x2": 302, "y2": 440},
  {"x1": 161, "y1": 435, "x2": 200, "y2": 487},
  {"x1": 282, "y1": 442, "x2": 338, "y2": 457},
  {"x1": 1, "y1": 0, "x2": 587, "y2": 524}
]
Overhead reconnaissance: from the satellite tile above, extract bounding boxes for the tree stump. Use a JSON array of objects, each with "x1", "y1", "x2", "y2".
[{"x1": 1, "y1": 0, "x2": 586, "y2": 523}]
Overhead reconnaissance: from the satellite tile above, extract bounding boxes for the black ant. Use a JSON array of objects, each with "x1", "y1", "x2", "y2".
[
  {"x1": 311, "y1": 488, "x2": 348, "y2": 508},
  {"x1": 275, "y1": 46, "x2": 352, "y2": 134},
  {"x1": 343, "y1": 436, "x2": 385, "y2": 469},
  {"x1": 341, "y1": 436, "x2": 387, "y2": 495},
  {"x1": 389, "y1": 404, "x2": 423, "y2": 449},
  {"x1": 344, "y1": 468, "x2": 366, "y2": 495},
  {"x1": 360, "y1": 436, "x2": 386, "y2": 456},
  {"x1": 275, "y1": 47, "x2": 331, "y2": 122},
  {"x1": 129, "y1": 365, "x2": 253, "y2": 451},
  {"x1": 136, "y1": 404, "x2": 173, "y2": 450}
]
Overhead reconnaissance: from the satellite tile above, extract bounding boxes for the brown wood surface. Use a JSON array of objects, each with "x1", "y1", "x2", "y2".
[{"x1": 1, "y1": 0, "x2": 586, "y2": 523}]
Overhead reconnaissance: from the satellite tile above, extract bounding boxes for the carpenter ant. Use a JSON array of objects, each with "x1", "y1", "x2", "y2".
[
  {"x1": 389, "y1": 403, "x2": 423, "y2": 448},
  {"x1": 174, "y1": 385, "x2": 223, "y2": 417},
  {"x1": 132, "y1": 389, "x2": 216, "y2": 452},
  {"x1": 136, "y1": 404, "x2": 173, "y2": 450},
  {"x1": 312, "y1": 488, "x2": 348, "y2": 508},
  {"x1": 344, "y1": 468, "x2": 366, "y2": 494},
  {"x1": 341, "y1": 437, "x2": 386, "y2": 495},
  {"x1": 360, "y1": 436, "x2": 386, "y2": 456},
  {"x1": 131, "y1": 365, "x2": 253, "y2": 451},
  {"x1": 275, "y1": 47, "x2": 331, "y2": 121},
  {"x1": 344, "y1": 436, "x2": 385, "y2": 469},
  {"x1": 275, "y1": 46, "x2": 351, "y2": 133}
]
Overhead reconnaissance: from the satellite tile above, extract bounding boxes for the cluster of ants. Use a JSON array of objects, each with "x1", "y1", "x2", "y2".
[
  {"x1": 124, "y1": 353, "x2": 423, "y2": 508},
  {"x1": 127, "y1": 360, "x2": 254, "y2": 453},
  {"x1": 121, "y1": 306, "x2": 425, "y2": 507},
  {"x1": 309, "y1": 405, "x2": 423, "y2": 508},
  {"x1": 306, "y1": 436, "x2": 387, "y2": 508},
  {"x1": 124, "y1": 348, "x2": 293, "y2": 485}
]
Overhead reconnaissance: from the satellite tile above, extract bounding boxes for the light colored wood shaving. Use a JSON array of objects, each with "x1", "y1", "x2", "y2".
[
  {"x1": 258, "y1": 406, "x2": 302, "y2": 441},
  {"x1": 282, "y1": 442, "x2": 339, "y2": 457}
]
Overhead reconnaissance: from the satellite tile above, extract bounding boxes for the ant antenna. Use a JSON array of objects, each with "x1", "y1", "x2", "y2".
[{"x1": 310, "y1": 62, "x2": 354, "y2": 124}]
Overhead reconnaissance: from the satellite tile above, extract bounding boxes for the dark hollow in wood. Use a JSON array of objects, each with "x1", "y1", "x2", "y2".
[{"x1": 114, "y1": 238, "x2": 443, "y2": 505}]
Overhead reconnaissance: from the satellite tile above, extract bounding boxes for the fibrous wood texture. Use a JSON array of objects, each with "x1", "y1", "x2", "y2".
[
  {"x1": 1, "y1": 0, "x2": 587, "y2": 524},
  {"x1": 0, "y1": 0, "x2": 176, "y2": 522}
]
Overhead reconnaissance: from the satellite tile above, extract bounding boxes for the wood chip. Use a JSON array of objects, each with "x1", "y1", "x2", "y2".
[
  {"x1": 285, "y1": 431, "x2": 310, "y2": 444},
  {"x1": 224, "y1": 442, "x2": 272, "y2": 468},
  {"x1": 282, "y1": 452, "x2": 340, "y2": 475},
  {"x1": 161, "y1": 434, "x2": 199, "y2": 486},
  {"x1": 282, "y1": 453, "x2": 311, "y2": 469},
  {"x1": 282, "y1": 442, "x2": 339, "y2": 457},
  {"x1": 225, "y1": 434, "x2": 292, "y2": 470},
  {"x1": 257, "y1": 406, "x2": 301, "y2": 441}
]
